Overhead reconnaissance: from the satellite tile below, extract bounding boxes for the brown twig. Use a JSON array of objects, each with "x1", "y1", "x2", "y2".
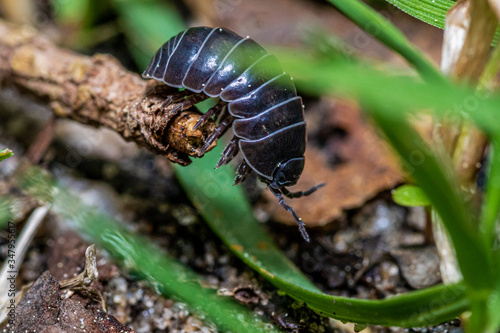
[{"x1": 0, "y1": 19, "x2": 217, "y2": 166}]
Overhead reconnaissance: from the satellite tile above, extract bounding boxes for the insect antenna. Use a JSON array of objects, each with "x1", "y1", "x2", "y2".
[
  {"x1": 269, "y1": 184, "x2": 310, "y2": 242},
  {"x1": 281, "y1": 183, "x2": 326, "y2": 199}
]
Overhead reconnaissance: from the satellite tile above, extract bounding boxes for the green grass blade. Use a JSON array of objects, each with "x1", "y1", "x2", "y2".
[
  {"x1": 275, "y1": 53, "x2": 500, "y2": 136},
  {"x1": 14, "y1": 167, "x2": 280, "y2": 333},
  {"x1": 111, "y1": 0, "x2": 185, "y2": 68},
  {"x1": 174, "y1": 145, "x2": 469, "y2": 327},
  {"x1": 487, "y1": 249, "x2": 500, "y2": 332},
  {"x1": 0, "y1": 198, "x2": 13, "y2": 228},
  {"x1": 482, "y1": 138, "x2": 500, "y2": 246},
  {"x1": 384, "y1": 0, "x2": 453, "y2": 29},
  {"x1": 326, "y1": 0, "x2": 443, "y2": 82}
]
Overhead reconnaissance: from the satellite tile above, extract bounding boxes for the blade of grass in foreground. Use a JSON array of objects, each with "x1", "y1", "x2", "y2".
[
  {"x1": 275, "y1": 53, "x2": 500, "y2": 137},
  {"x1": 14, "y1": 167, "x2": 280, "y2": 333},
  {"x1": 174, "y1": 145, "x2": 469, "y2": 327}
]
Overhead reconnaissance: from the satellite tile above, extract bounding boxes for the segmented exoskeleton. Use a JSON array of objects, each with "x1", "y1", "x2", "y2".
[{"x1": 143, "y1": 26, "x2": 324, "y2": 241}]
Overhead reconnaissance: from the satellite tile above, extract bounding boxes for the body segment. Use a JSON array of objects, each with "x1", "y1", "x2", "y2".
[{"x1": 142, "y1": 27, "x2": 323, "y2": 241}]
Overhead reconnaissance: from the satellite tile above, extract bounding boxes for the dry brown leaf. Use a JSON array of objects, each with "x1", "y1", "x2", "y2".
[{"x1": 265, "y1": 99, "x2": 403, "y2": 226}]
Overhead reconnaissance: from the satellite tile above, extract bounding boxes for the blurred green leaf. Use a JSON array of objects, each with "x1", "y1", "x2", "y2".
[
  {"x1": 111, "y1": 0, "x2": 185, "y2": 68},
  {"x1": 482, "y1": 138, "x2": 500, "y2": 246},
  {"x1": 54, "y1": 0, "x2": 91, "y2": 25},
  {"x1": 392, "y1": 184, "x2": 430, "y2": 207},
  {"x1": 274, "y1": 52, "x2": 500, "y2": 137},
  {"x1": 174, "y1": 145, "x2": 469, "y2": 327},
  {"x1": 0, "y1": 198, "x2": 13, "y2": 227},
  {"x1": 0, "y1": 149, "x2": 13, "y2": 163},
  {"x1": 327, "y1": 0, "x2": 443, "y2": 82},
  {"x1": 487, "y1": 248, "x2": 500, "y2": 332}
]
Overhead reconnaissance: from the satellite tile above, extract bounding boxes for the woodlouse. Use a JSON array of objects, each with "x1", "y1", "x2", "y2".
[{"x1": 142, "y1": 26, "x2": 324, "y2": 241}]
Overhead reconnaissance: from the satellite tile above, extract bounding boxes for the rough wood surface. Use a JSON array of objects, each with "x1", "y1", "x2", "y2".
[{"x1": 0, "y1": 20, "x2": 216, "y2": 166}]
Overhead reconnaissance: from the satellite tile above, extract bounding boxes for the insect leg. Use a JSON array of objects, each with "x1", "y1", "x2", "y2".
[
  {"x1": 216, "y1": 136, "x2": 240, "y2": 169},
  {"x1": 233, "y1": 160, "x2": 252, "y2": 185},
  {"x1": 159, "y1": 90, "x2": 191, "y2": 108},
  {"x1": 200, "y1": 115, "x2": 235, "y2": 155},
  {"x1": 281, "y1": 183, "x2": 326, "y2": 199},
  {"x1": 145, "y1": 84, "x2": 179, "y2": 98},
  {"x1": 269, "y1": 183, "x2": 310, "y2": 242},
  {"x1": 215, "y1": 105, "x2": 229, "y2": 123},
  {"x1": 171, "y1": 93, "x2": 210, "y2": 114},
  {"x1": 193, "y1": 101, "x2": 228, "y2": 130}
]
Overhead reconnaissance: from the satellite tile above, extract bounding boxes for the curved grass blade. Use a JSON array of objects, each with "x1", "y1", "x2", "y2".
[
  {"x1": 369, "y1": 109, "x2": 492, "y2": 291},
  {"x1": 111, "y1": 0, "x2": 185, "y2": 69},
  {"x1": 14, "y1": 167, "x2": 280, "y2": 333},
  {"x1": 275, "y1": 52, "x2": 500, "y2": 137},
  {"x1": 326, "y1": 0, "x2": 443, "y2": 83},
  {"x1": 174, "y1": 145, "x2": 469, "y2": 327}
]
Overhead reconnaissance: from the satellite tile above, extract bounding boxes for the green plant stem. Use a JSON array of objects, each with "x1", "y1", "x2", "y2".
[
  {"x1": 468, "y1": 3, "x2": 500, "y2": 247},
  {"x1": 327, "y1": 0, "x2": 443, "y2": 83},
  {"x1": 480, "y1": 32, "x2": 500, "y2": 91},
  {"x1": 481, "y1": 139, "x2": 500, "y2": 246}
]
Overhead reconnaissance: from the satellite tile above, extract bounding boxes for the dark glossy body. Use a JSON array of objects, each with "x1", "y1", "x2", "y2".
[
  {"x1": 143, "y1": 26, "x2": 306, "y2": 182},
  {"x1": 143, "y1": 27, "x2": 323, "y2": 241}
]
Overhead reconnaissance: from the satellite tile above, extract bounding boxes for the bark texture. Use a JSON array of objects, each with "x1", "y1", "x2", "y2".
[{"x1": 0, "y1": 20, "x2": 216, "y2": 166}]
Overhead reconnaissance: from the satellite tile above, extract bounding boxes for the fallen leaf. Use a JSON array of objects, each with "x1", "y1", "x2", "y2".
[{"x1": 265, "y1": 99, "x2": 403, "y2": 226}]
